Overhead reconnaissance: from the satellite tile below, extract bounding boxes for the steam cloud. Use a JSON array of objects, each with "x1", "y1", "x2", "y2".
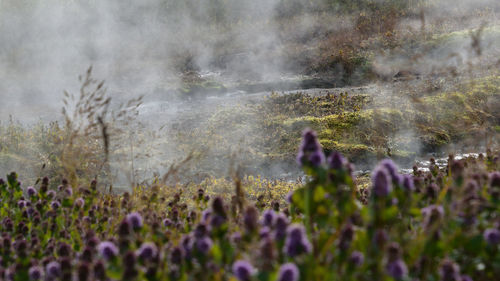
[{"x1": 1, "y1": 0, "x2": 499, "y2": 183}]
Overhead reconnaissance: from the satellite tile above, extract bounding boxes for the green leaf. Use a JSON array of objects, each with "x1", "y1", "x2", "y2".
[
  {"x1": 211, "y1": 244, "x2": 223, "y2": 264},
  {"x1": 313, "y1": 185, "x2": 326, "y2": 202}
]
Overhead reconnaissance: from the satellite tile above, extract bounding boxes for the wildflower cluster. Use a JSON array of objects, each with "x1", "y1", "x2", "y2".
[{"x1": 0, "y1": 129, "x2": 498, "y2": 280}]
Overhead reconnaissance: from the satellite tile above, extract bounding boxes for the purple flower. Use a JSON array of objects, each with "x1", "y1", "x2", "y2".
[
  {"x1": 327, "y1": 151, "x2": 347, "y2": 170},
  {"x1": 201, "y1": 209, "x2": 212, "y2": 223},
  {"x1": 170, "y1": 246, "x2": 185, "y2": 264},
  {"x1": 210, "y1": 214, "x2": 226, "y2": 228},
  {"x1": 374, "y1": 229, "x2": 389, "y2": 248},
  {"x1": 422, "y1": 205, "x2": 444, "y2": 231},
  {"x1": 275, "y1": 213, "x2": 290, "y2": 240},
  {"x1": 379, "y1": 159, "x2": 401, "y2": 184},
  {"x1": 163, "y1": 218, "x2": 172, "y2": 227},
  {"x1": 27, "y1": 186, "x2": 37, "y2": 197},
  {"x1": 231, "y1": 231, "x2": 242, "y2": 244},
  {"x1": 64, "y1": 187, "x2": 73, "y2": 196},
  {"x1": 439, "y1": 259, "x2": 461, "y2": 281},
  {"x1": 386, "y1": 259, "x2": 408, "y2": 280},
  {"x1": 212, "y1": 197, "x2": 226, "y2": 216},
  {"x1": 75, "y1": 197, "x2": 84, "y2": 208},
  {"x1": 28, "y1": 266, "x2": 43, "y2": 280},
  {"x1": 122, "y1": 251, "x2": 136, "y2": 268},
  {"x1": 244, "y1": 206, "x2": 259, "y2": 233},
  {"x1": 47, "y1": 190, "x2": 56, "y2": 199},
  {"x1": 278, "y1": 263, "x2": 299, "y2": 281},
  {"x1": 232, "y1": 260, "x2": 255, "y2": 281},
  {"x1": 127, "y1": 212, "x2": 143, "y2": 229},
  {"x1": 181, "y1": 234, "x2": 194, "y2": 258},
  {"x1": 349, "y1": 251, "x2": 364, "y2": 266},
  {"x1": 195, "y1": 237, "x2": 213, "y2": 254},
  {"x1": 484, "y1": 228, "x2": 500, "y2": 245},
  {"x1": 297, "y1": 129, "x2": 325, "y2": 167},
  {"x1": 97, "y1": 241, "x2": 119, "y2": 260},
  {"x1": 371, "y1": 165, "x2": 392, "y2": 197},
  {"x1": 260, "y1": 226, "x2": 271, "y2": 239},
  {"x1": 261, "y1": 209, "x2": 276, "y2": 227},
  {"x1": 426, "y1": 183, "x2": 440, "y2": 199},
  {"x1": 45, "y1": 261, "x2": 61, "y2": 278},
  {"x1": 284, "y1": 224, "x2": 312, "y2": 257},
  {"x1": 17, "y1": 200, "x2": 26, "y2": 209},
  {"x1": 194, "y1": 223, "x2": 209, "y2": 238},
  {"x1": 137, "y1": 242, "x2": 158, "y2": 260},
  {"x1": 461, "y1": 275, "x2": 473, "y2": 281},
  {"x1": 450, "y1": 160, "x2": 464, "y2": 180},
  {"x1": 338, "y1": 224, "x2": 354, "y2": 251},
  {"x1": 309, "y1": 150, "x2": 326, "y2": 167},
  {"x1": 402, "y1": 175, "x2": 415, "y2": 191},
  {"x1": 93, "y1": 261, "x2": 106, "y2": 280},
  {"x1": 421, "y1": 204, "x2": 444, "y2": 217},
  {"x1": 490, "y1": 172, "x2": 500, "y2": 189},
  {"x1": 118, "y1": 219, "x2": 131, "y2": 236},
  {"x1": 57, "y1": 242, "x2": 72, "y2": 257},
  {"x1": 6, "y1": 266, "x2": 15, "y2": 281},
  {"x1": 50, "y1": 201, "x2": 61, "y2": 210}
]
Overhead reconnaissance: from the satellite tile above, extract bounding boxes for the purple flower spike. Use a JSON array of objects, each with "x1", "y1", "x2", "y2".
[
  {"x1": 97, "y1": 241, "x2": 119, "y2": 260},
  {"x1": 163, "y1": 218, "x2": 172, "y2": 227},
  {"x1": 137, "y1": 242, "x2": 158, "y2": 260},
  {"x1": 284, "y1": 224, "x2": 312, "y2": 257},
  {"x1": 260, "y1": 226, "x2": 271, "y2": 239},
  {"x1": 75, "y1": 198, "x2": 84, "y2": 208},
  {"x1": 402, "y1": 175, "x2": 415, "y2": 191},
  {"x1": 195, "y1": 237, "x2": 213, "y2": 254},
  {"x1": 17, "y1": 200, "x2": 26, "y2": 209},
  {"x1": 372, "y1": 165, "x2": 392, "y2": 197},
  {"x1": 201, "y1": 209, "x2": 212, "y2": 223},
  {"x1": 490, "y1": 172, "x2": 500, "y2": 188},
  {"x1": 29, "y1": 265, "x2": 43, "y2": 280},
  {"x1": 380, "y1": 159, "x2": 399, "y2": 181},
  {"x1": 309, "y1": 150, "x2": 326, "y2": 167},
  {"x1": 297, "y1": 129, "x2": 325, "y2": 167},
  {"x1": 47, "y1": 190, "x2": 56, "y2": 199},
  {"x1": 27, "y1": 186, "x2": 37, "y2": 197},
  {"x1": 194, "y1": 223, "x2": 209, "y2": 238},
  {"x1": 422, "y1": 205, "x2": 444, "y2": 230},
  {"x1": 50, "y1": 201, "x2": 61, "y2": 210},
  {"x1": 46, "y1": 261, "x2": 61, "y2": 278},
  {"x1": 278, "y1": 263, "x2": 300, "y2": 281},
  {"x1": 64, "y1": 187, "x2": 73, "y2": 197},
  {"x1": 170, "y1": 246, "x2": 185, "y2": 264},
  {"x1": 349, "y1": 251, "x2": 364, "y2": 266},
  {"x1": 439, "y1": 259, "x2": 461, "y2": 281},
  {"x1": 181, "y1": 234, "x2": 194, "y2": 258},
  {"x1": 328, "y1": 151, "x2": 347, "y2": 170},
  {"x1": 484, "y1": 228, "x2": 500, "y2": 245},
  {"x1": 127, "y1": 212, "x2": 143, "y2": 229},
  {"x1": 386, "y1": 259, "x2": 408, "y2": 280},
  {"x1": 232, "y1": 260, "x2": 255, "y2": 281},
  {"x1": 275, "y1": 213, "x2": 290, "y2": 240},
  {"x1": 261, "y1": 209, "x2": 276, "y2": 227}
]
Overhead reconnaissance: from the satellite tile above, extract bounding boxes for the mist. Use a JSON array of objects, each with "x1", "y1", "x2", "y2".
[
  {"x1": 1, "y1": 0, "x2": 500, "y2": 186},
  {"x1": 0, "y1": 0, "x2": 288, "y2": 121}
]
